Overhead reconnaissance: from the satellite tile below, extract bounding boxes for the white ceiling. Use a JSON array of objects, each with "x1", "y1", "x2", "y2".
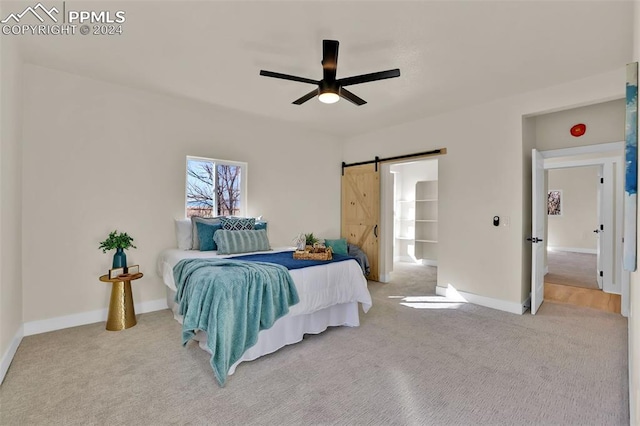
[{"x1": 13, "y1": 1, "x2": 634, "y2": 138}]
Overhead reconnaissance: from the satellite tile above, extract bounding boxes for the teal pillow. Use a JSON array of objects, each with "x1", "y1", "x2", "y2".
[
  {"x1": 324, "y1": 238, "x2": 348, "y2": 256},
  {"x1": 255, "y1": 221, "x2": 267, "y2": 231},
  {"x1": 214, "y1": 229, "x2": 270, "y2": 255},
  {"x1": 196, "y1": 221, "x2": 223, "y2": 251},
  {"x1": 190, "y1": 216, "x2": 223, "y2": 250}
]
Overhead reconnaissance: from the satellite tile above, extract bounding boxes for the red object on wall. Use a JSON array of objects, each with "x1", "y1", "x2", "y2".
[{"x1": 570, "y1": 123, "x2": 586, "y2": 137}]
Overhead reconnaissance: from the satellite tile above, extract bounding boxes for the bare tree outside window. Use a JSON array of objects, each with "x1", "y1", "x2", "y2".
[
  {"x1": 187, "y1": 159, "x2": 214, "y2": 217},
  {"x1": 186, "y1": 158, "x2": 243, "y2": 218},
  {"x1": 216, "y1": 164, "x2": 241, "y2": 216}
]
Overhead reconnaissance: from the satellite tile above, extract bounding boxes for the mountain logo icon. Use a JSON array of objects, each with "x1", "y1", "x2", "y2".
[{"x1": 1, "y1": 3, "x2": 59, "y2": 24}]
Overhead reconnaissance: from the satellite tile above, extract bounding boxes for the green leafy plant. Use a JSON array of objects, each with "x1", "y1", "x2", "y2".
[
  {"x1": 305, "y1": 233, "x2": 319, "y2": 246},
  {"x1": 98, "y1": 230, "x2": 137, "y2": 253}
]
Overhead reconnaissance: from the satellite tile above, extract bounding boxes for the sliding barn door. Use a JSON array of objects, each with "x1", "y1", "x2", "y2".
[{"x1": 342, "y1": 164, "x2": 380, "y2": 281}]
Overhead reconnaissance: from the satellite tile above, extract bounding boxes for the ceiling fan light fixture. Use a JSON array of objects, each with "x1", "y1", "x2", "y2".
[
  {"x1": 260, "y1": 39, "x2": 400, "y2": 106},
  {"x1": 318, "y1": 91, "x2": 340, "y2": 104}
]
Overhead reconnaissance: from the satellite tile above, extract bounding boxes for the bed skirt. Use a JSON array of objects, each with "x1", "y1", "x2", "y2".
[{"x1": 166, "y1": 289, "x2": 360, "y2": 376}]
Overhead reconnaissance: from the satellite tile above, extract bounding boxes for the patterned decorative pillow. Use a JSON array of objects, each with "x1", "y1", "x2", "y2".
[
  {"x1": 221, "y1": 217, "x2": 255, "y2": 231},
  {"x1": 214, "y1": 229, "x2": 270, "y2": 255},
  {"x1": 190, "y1": 216, "x2": 223, "y2": 250}
]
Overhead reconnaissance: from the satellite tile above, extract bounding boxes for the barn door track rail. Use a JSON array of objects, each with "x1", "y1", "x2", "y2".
[{"x1": 341, "y1": 148, "x2": 446, "y2": 175}]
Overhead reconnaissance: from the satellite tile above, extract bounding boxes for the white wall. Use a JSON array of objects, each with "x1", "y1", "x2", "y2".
[
  {"x1": 390, "y1": 160, "x2": 438, "y2": 201},
  {"x1": 344, "y1": 68, "x2": 624, "y2": 311},
  {"x1": 0, "y1": 36, "x2": 23, "y2": 381},
  {"x1": 21, "y1": 64, "x2": 343, "y2": 323},
  {"x1": 535, "y1": 99, "x2": 625, "y2": 151},
  {"x1": 547, "y1": 166, "x2": 599, "y2": 251}
]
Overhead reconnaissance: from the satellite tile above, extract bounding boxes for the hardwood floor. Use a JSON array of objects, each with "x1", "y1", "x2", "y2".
[{"x1": 544, "y1": 282, "x2": 621, "y2": 314}]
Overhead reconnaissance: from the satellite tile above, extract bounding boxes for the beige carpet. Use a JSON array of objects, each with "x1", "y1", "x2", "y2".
[
  {"x1": 545, "y1": 250, "x2": 599, "y2": 289},
  {"x1": 0, "y1": 264, "x2": 628, "y2": 425}
]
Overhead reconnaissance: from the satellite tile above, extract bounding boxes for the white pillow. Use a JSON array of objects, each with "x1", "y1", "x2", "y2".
[{"x1": 175, "y1": 218, "x2": 192, "y2": 250}]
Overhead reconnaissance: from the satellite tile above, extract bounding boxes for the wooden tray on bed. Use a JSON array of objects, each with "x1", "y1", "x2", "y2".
[{"x1": 293, "y1": 247, "x2": 333, "y2": 261}]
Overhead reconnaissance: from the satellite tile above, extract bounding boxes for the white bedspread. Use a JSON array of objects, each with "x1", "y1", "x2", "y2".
[{"x1": 157, "y1": 247, "x2": 372, "y2": 316}]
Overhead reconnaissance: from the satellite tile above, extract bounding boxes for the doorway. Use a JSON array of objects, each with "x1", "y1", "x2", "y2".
[
  {"x1": 545, "y1": 165, "x2": 601, "y2": 290},
  {"x1": 385, "y1": 159, "x2": 438, "y2": 284},
  {"x1": 544, "y1": 164, "x2": 621, "y2": 313},
  {"x1": 530, "y1": 142, "x2": 628, "y2": 315}
]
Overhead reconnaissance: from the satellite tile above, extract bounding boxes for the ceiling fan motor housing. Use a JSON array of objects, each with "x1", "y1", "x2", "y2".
[{"x1": 320, "y1": 80, "x2": 339, "y2": 95}]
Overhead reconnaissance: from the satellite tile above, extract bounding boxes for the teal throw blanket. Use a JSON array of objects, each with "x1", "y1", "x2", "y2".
[{"x1": 174, "y1": 258, "x2": 299, "y2": 386}]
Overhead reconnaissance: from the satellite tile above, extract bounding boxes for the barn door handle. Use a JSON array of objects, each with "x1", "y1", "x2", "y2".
[{"x1": 374, "y1": 225, "x2": 378, "y2": 238}]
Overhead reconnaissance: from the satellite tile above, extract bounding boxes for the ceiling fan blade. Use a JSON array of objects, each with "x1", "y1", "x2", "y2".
[
  {"x1": 339, "y1": 88, "x2": 367, "y2": 106},
  {"x1": 260, "y1": 70, "x2": 319, "y2": 85},
  {"x1": 292, "y1": 89, "x2": 319, "y2": 105},
  {"x1": 337, "y1": 69, "x2": 401, "y2": 87},
  {"x1": 322, "y1": 40, "x2": 339, "y2": 82}
]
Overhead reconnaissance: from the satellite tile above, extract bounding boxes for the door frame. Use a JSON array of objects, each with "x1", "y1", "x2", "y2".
[
  {"x1": 536, "y1": 141, "x2": 629, "y2": 316},
  {"x1": 379, "y1": 163, "x2": 394, "y2": 282},
  {"x1": 379, "y1": 158, "x2": 439, "y2": 282}
]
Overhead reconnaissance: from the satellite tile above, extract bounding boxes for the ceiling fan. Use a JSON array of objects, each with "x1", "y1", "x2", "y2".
[{"x1": 259, "y1": 40, "x2": 400, "y2": 106}]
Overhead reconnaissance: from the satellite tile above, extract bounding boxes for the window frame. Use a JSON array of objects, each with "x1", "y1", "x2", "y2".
[{"x1": 185, "y1": 155, "x2": 248, "y2": 218}]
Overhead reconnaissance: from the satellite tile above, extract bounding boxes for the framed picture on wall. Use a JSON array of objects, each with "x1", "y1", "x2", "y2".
[
  {"x1": 547, "y1": 190, "x2": 562, "y2": 216},
  {"x1": 624, "y1": 61, "x2": 638, "y2": 271}
]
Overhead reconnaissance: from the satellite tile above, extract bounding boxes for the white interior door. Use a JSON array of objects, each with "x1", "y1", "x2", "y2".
[
  {"x1": 596, "y1": 167, "x2": 604, "y2": 289},
  {"x1": 601, "y1": 162, "x2": 615, "y2": 293},
  {"x1": 531, "y1": 149, "x2": 545, "y2": 315}
]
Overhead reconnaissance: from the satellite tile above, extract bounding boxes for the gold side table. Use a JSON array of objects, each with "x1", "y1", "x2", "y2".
[{"x1": 99, "y1": 272, "x2": 143, "y2": 331}]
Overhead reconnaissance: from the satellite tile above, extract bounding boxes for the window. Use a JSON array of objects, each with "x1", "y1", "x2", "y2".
[{"x1": 185, "y1": 156, "x2": 247, "y2": 218}]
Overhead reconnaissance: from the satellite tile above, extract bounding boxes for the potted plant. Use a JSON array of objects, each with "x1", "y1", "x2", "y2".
[
  {"x1": 99, "y1": 230, "x2": 137, "y2": 268},
  {"x1": 305, "y1": 233, "x2": 319, "y2": 248}
]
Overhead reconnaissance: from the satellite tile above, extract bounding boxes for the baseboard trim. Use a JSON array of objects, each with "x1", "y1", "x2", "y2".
[
  {"x1": 1, "y1": 325, "x2": 24, "y2": 384},
  {"x1": 23, "y1": 298, "x2": 168, "y2": 336},
  {"x1": 522, "y1": 294, "x2": 531, "y2": 311},
  {"x1": 394, "y1": 257, "x2": 437, "y2": 266},
  {"x1": 548, "y1": 247, "x2": 597, "y2": 254},
  {"x1": 435, "y1": 285, "x2": 527, "y2": 315},
  {"x1": 379, "y1": 274, "x2": 391, "y2": 283}
]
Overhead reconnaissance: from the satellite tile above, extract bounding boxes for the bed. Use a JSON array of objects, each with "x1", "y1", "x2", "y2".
[{"x1": 157, "y1": 246, "x2": 372, "y2": 385}]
